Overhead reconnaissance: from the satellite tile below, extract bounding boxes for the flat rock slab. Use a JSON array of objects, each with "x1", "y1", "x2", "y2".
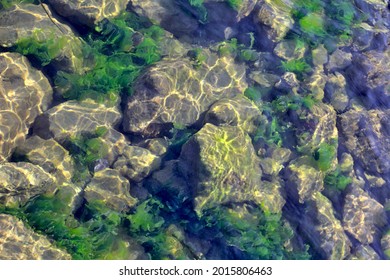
[
  {"x1": 0, "y1": 52, "x2": 52, "y2": 162},
  {"x1": 34, "y1": 99, "x2": 122, "y2": 143},
  {"x1": 0, "y1": 214, "x2": 71, "y2": 260}
]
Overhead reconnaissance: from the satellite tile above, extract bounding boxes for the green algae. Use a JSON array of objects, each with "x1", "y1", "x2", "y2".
[
  {"x1": 0, "y1": 0, "x2": 36, "y2": 9},
  {"x1": 202, "y1": 205, "x2": 310, "y2": 259}
]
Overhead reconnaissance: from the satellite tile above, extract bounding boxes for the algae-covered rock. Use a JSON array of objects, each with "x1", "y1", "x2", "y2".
[
  {"x1": 287, "y1": 157, "x2": 324, "y2": 203},
  {"x1": 0, "y1": 52, "x2": 52, "y2": 162},
  {"x1": 85, "y1": 169, "x2": 137, "y2": 212},
  {"x1": 179, "y1": 124, "x2": 269, "y2": 215},
  {"x1": 14, "y1": 136, "x2": 75, "y2": 184},
  {"x1": 204, "y1": 95, "x2": 263, "y2": 136},
  {"x1": 274, "y1": 39, "x2": 307, "y2": 61},
  {"x1": 0, "y1": 162, "x2": 56, "y2": 207},
  {"x1": 0, "y1": 4, "x2": 83, "y2": 73},
  {"x1": 340, "y1": 109, "x2": 390, "y2": 175},
  {"x1": 255, "y1": 0, "x2": 294, "y2": 42},
  {"x1": 123, "y1": 51, "x2": 247, "y2": 137},
  {"x1": 302, "y1": 192, "x2": 351, "y2": 259},
  {"x1": 343, "y1": 186, "x2": 385, "y2": 244},
  {"x1": 34, "y1": 99, "x2": 122, "y2": 143},
  {"x1": 46, "y1": 0, "x2": 128, "y2": 27},
  {"x1": 295, "y1": 103, "x2": 338, "y2": 155},
  {"x1": 113, "y1": 146, "x2": 161, "y2": 182},
  {"x1": 0, "y1": 214, "x2": 71, "y2": 260}
]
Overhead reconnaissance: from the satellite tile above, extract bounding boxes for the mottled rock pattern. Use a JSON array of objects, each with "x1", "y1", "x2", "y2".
[
  {"x1": 303, "y1": 192, "x2": 351, "y2": 259},
  {"x1": 46, "y1": 0, "x2": 128, "y2": 27},
  {"x1": 0, "y1": 162, "x2": 56, "y2": 207},
  {"x1": 15, "y1": 136, "x2": 75, "y2": 184},
  {"x1": 348, "y1": 245, "x2": 380, "y2": 260},
  {"x1": 295, "y1": 103, "x2": 338, "y2": 154},
  {"x1": 255, "y1": 0, "x2": 294, "y2": 42},
  {"x1": 123, "y1": 51, "x2": 247, "y2": 136},
  {"x1": 327, "y1": 49, "x2": 352, "y2": 72},
  {"x1": 340, "y1": 109, "x2": 390, "y2": 175},
  {"x1": 0, "y1": 52, "x2": 52, "y2": 162},
  {"x1": 179, "y1": 124, "x2": 276, "y2": 215},
  {"x1": 0, "y1": 214, "x2": 71, "y2": 260},
  {"x1": 129, "y1": 0, "x2": 199, "y2": 38},
  {"x1": 325, "y1": 72, "x2": 349, "y2": 112},
  {"x1": 204, "y1": 95, "x2": 262, "y2": 136},
  {"x1": 34, "y1": 99, "x2": 122, "y2": 143},
  {"x1": 85, "y1": 169, "x2": 136, "y2": 212},
  {"x1": 0, "y1": 4, "x2": 83, "y2": 72},
  {"x1": 113, "y1": 146, "x2": 161, "y2": 182},
  {"x1": 139, "y1": 138, "x2": 169, "y2": 157},
  {"x1": 287, "y1": 157, "x2": 324, "y2": 203},
  {"x1": 274, "y1": 39, "x2": 306, "y2": 60},
  {"x1": 343, "y1": 186, "x2": 385, "y2": 244},
  {"x1": 381, "y1": 232, "x2": 390, "y2": 259}
]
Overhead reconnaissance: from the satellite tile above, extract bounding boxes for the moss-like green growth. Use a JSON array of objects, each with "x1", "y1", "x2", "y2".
[
  {"x1": 22, "y1": 193, "x2": 134, "y2": 259},
  {"x1": 186, "y1": 0, "x2": 208, "y2": 23},
  {"x1": 15, "y1": 29, "x2": 71, "y2": 66},
  {"x1": 299, "y1": 13, "x2": 326, "y2": 37},
  {"x1": 203, "y1": 205, "x2": 310, "y2": 259},
  {"x1": 187, "y1": 48, "x2": 207, "y2": 68},
  {"x1": 54, "y1": 12, "x2": 164, "y2": 102},
  {"x1": 324, "y1": 167, "x2": 352, "y2": 191},
  {"x1": 0, "y1": 0, "x2": 36, "y2": 9},
  {"x1": 313, "y1": 142, "x2": 337, "y2": 172},
  {"x1": 281, "y1": 58, "x2": 311, "y2": 74},
  {"x1": 127, "y1": 199, "x2": 164, "y2": 234},
  {"x1": 226, "y1": 0, "x2": 243, "y2": 10}
]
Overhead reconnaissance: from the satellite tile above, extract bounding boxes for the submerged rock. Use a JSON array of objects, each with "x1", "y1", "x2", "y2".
[
  {"x1": 204, "y1": 95, "x2": 263, "y2": 136},
  {"x1": 287, "y1": 157, "x2": 324, "y2": 203},
  {"x1": 34, "y1": 99, "x2": 122, "y2": 143},
  {"x1": 14, "y1": 136, "x2": 75, "y2": 184},
  {"x1": 302, "y1": 192, "x2": 351, "y2": 259},
  {"x1": 340, "y1": 109, "x2": 390, "y2": 175},
  {"x1": 254, "y1": 0, "x2": 294, "y2": 43},
  {"x1": 123, "y1": 51, "x2": 247, "y2": 137},
  {"x1": 348, "y1": 245, "x2": 380, "y2": 260},
  {"x1": 0, "y1": 162, "x2": 56, "y2": 207},
  {"x1": 129, "y1": 0, "x2": 199, "y2": 39},
  {"x1": 324, "y1": 72, "x2": 349, "y2": 112},
  {"x1": 0, "y1": 214, "x2": 71, "y2": 260},
  {"x1": 0, "y1": 4, "x2": 83, "y2": 73},
  {"x1": 113, "y1": 146, "x2": 161, "y2": 182},
  {"x1": 343, "y1": 186, "x2": 385, "y2": 244},
  {"x1": 0, "y1": 52, "x2": 52, "y2": 162},
  {"x1": 85, "y1": 169, "x2": 137, "y2": 212},
  {"x1": 46, "y1": 0, "x2": 128, "y2": 27},
  {"x1": 179, "y1": 124, "x2": 281, "y2": 215}
]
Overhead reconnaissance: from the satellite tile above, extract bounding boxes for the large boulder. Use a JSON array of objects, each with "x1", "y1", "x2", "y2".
[
  {"x1": 0, "y1": 52, "x2": 52, "y2": 162},
  {"x1": 340, "y1": 109, "x2": 390, "y2": 175},
  {"x1": 301, "y1": 192, "x2": 351, "y2": 259},
  {"x1": 0, "y1": 162, "x2": 56, "y2": 207},
  {"x1": 179, "y1": 123, "x2": 282, "y2": 215},
  {"x1": 46, "y1": 0, "x2": 128, "y2": 28},
  {"x1": 14, "y1": 136, "x2": 75, "y2": 184},
  {"x1": 0, "y1": 214, "x2": 71, "y2": 260},
  {"x1": 123, "y1": 51, "x2": 247, "y2": 137},
  {"x1": 0, "y1": 4, "x2": 83, "y2": 73},
  {"x1": 343, "y1": 186, "x2": 385, "y2": 244}
]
